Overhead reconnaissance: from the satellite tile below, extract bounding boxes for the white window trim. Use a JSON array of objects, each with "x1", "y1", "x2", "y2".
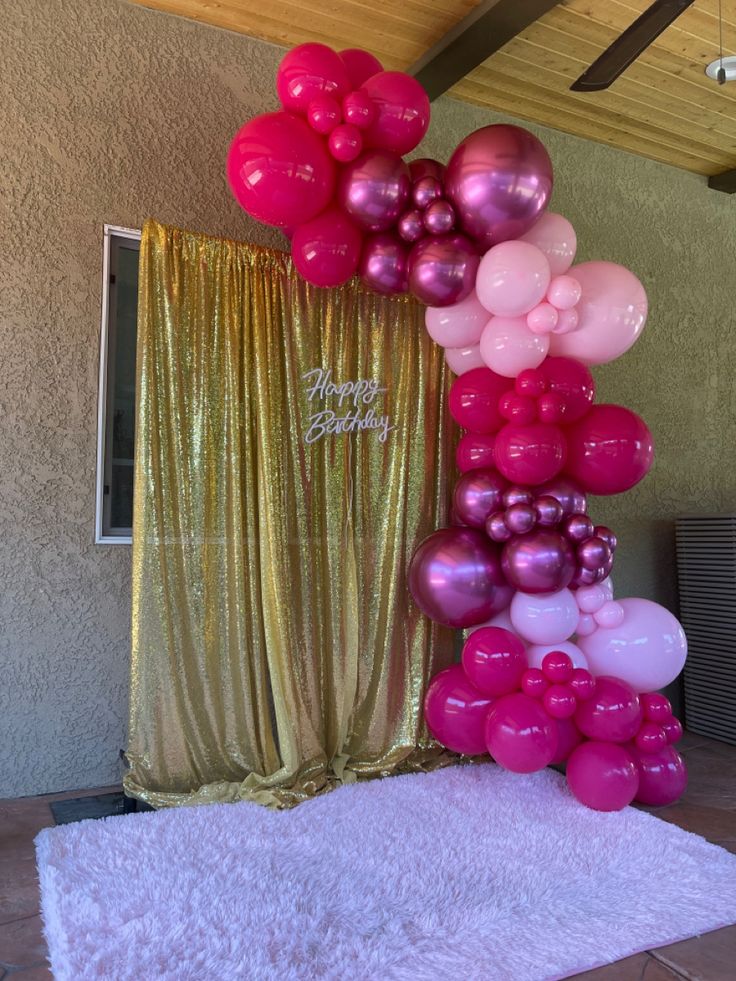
[{"x1": 95, "y1": 224, "x2": 141, "y2": 545}]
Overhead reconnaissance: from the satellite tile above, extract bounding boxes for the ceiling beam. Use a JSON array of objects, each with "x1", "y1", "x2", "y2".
[
  {"x1": 708, "y1": 170, "x2": 736, "y2": 194},
  {"x1": 408, "y1": 0, "x2": 561, "y2": 102}
]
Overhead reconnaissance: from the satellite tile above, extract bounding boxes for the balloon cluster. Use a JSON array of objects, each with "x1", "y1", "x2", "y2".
[{"x1": 425, "y1": 631, "x2": 687, "y2": 811}]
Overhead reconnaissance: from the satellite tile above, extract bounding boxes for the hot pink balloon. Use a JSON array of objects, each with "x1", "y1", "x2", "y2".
[
  {"x1": 456, "y1": 433, "x2": 496, "y2": 472},
  {"x1": 291, "y1": 206, "x2": 362, "y2": 288},
  {"x1": 448, "y1": 366, "x2": 510, "y2": 434},
  {"x1": 538, "y1": 357, "x2": 595, "y2": 424},
  {"x1": 485, "y1": 692, "x2": 558, "y2": 773},
  {"x1": 575, "y1": 676, "x2": 642, "y2": 743},
  {"x1": 551, "y1": 717, "x2": 583, "y2": 764},
  {"x1": 359, "y1": 232, "x2": 408, "y2": 295},
  {"x1": 453, "y1": 468, "x2": 508, "y2": 528},
  {"x1": 510, "y1": 588, "x2": 579, "y2": 645},
  {"x1": 565, "y1": 404, "x2": 654, "y2": 495},
  {"x1": 425, "y1": 291, "x2": 489, "y2": 349},
  {"x1": 227, "y1": 112, "x2": 335, "y2": 227},
  {"x1": 502, "y1": 529, "x2": 576, "y2": 594},
  {"x1": 476, "y1": 241, "x2": 552, "y2": 317},
  {"x1": 445, "y1": 125, "x2": 553, "y2": 249},
  {"x1": 424, "y1": 664, "x2": 493, "y2": 756},
  {"x1": 566, "y1": 742, "x2": 639, "y2": 811},
  {"x1": 630, "y1": 744, "x2": 687, "y2": 806},
  {"x1": 328, "y1": 124, "x2": 363, "y2": 162},
  {"x1": 342, "y1": 90, "x2": 376, "y2": 129},
  {"x1": 526, "y1": 640, "x2": 588, "y2": 672},
  {"x1": 409, "y1": 527, "x2": 507, "y2": 628},
  {"x1": 462, "y1": 627, "x2": 527, "y2": 697},
  {"x1": 307, "y1": 95, "x2": 341, "y2": 134},
  {"x1": 408, "y1": 235, "x2": 479, "y2": 307},
  {"x1": 338, "y1": 149, "x2": 410, "y2": 231},
  {"x1": 361, "y1": 71, "x2": 430, "y2": 155},
  {"x1": 445, "y1": 344, "x2": 485, "y2": 376},
  {"x1": 494, "y1": 422, "x2": 566, "y2": 485},
  {"x1": 339, "y1": 48, "x2": 383, "y2": 88},
  {"x1": 578, "y1": 597, "x2": 687, "y2": 693},
  {"x1": 277, "y1": 43, "x2": 350, "y2": 115},
  {"x1": 480, "y1": 316, "x2": 550, "y2": 379},
  {"x1": 519, "y1": 212, "x2": 577, "y2": 276},
  {"x1": 549, "y1": 261, "x2": 648, "y2": 365}
]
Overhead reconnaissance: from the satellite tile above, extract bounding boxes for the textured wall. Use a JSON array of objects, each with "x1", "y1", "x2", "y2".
[{"x1": 1, "y1": 0, "x2": 734, "y2": 797}]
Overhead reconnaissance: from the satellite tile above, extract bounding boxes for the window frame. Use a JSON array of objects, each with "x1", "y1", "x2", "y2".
[{"x1": 95, "y1": 224, "x2": 142, "y2": 545}]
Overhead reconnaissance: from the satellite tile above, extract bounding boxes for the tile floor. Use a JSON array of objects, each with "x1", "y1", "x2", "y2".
[{"x1": 1, "y1": 733, "x2": 734, "y2": 979}]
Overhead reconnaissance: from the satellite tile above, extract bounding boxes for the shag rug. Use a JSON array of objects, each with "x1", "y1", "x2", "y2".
[{"x1": 36, "y1": 765, "x2": 736, "y2": 981}]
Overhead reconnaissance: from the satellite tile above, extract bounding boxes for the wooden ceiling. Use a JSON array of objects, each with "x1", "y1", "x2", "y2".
[{"x1": 129, "y1": 0, "x2": 736, "y2": 176}]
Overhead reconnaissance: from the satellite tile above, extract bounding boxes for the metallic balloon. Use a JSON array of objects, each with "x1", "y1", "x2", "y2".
[
  {"x1": 413, "y1": 175, "x2": 442, "y2": 210},
  {"x1": 486, "y1": 511, "x2": 512, "y2": 542},
  {"x1": 505, "y1": 503, "x2": 536, "y2": 535},
  {"x1": 445, "y1": 124, "x2": 554, "y2": 250},
  {"x1": 453, "y1": 468, "x2": 508, "y2": 528},
  {"x1": 338, "y1": 149, "x2": 411, "y2": 231},
  {"x1": 423, "y1": 199, "x2": 456, "y2": 235},
  {"x1": 561, "y1": 513, "x2": 594, "y2": 543},
  {"x1": 503, "y1": 487, "x2": 534, "y2": 508},
  {"x1": 407, "y1": 234, "x2": 479, "y2": 307},
  {"x1": 359, "y1": 232, "x2": 408, "y2": 295},
  {"x1": 536, "y1": 477, "x2": 587, "y2": 518},
  {"x1": 578, "y1": 536, "x2": 612, "y2": 571},
  {"x1": 594, "y1": 525, "x2": 618, "y2": 551},
  {"x1": 408, "y1": 527, "x2": 508, "y2": 628},
  {"x1": 534, "y1": 495, "x2": 563, "y2": 527},
  {"x1": 397, "y1": 209, "x2": 424, "y2": 243},
  {"x1": 502, "y1": 529, "x2": 576, "y2": 594},
  {"x1": 409, "y1": 158, "x2": 445, "y2": 183}
]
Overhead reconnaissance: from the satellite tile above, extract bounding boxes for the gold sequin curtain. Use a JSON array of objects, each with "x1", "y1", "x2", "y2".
[{"x1": 124, "y1": 219, "x2": 455, "y2": 808}]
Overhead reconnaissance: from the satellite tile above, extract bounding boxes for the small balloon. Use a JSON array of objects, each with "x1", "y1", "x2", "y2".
[
  {"x1": 547, "y1": 275, "x2": 582, "y2": 311},
  {"x1": 538, "y1": 357, "x2": 596, "y2": 424},
  {"x1": 423, "y1": 199, "x2": 456, "y2": 235},
  {"x1": 342, "y1": 89, "x2": 376, "y2": 129},
  {"x1": 408, "y1": 234, "x2": 479, "y2": 307},
  {"x1": 338, "y1": 149, "x2": 410, "y2": 231},
  {"x1": 480, "y1": 316, "x2": 550, "y2": 379},
  {"x1": 527, "y1": 641, "x2": 588, "y2": 673},
  {"x1": 535, "y1": 477, "x2": 587, "y2": 518},
  {"x1": 527, "y1": 303, "x2": 558, "y2": 335},
  {"x1": 486, "y1": 512, "x2": 512, "y2": 543},
  {"x1": 413, "y1": 176, "x2": 443, "y2": 210},
  {"x1": 504, "y1": 503, "x2": 536, "y2": 535},
  {"x1": 476, "y1": 241, "x2": 552, "y2": 318},
  {"x1": 448, "y1": 366, "x2": 510, "y2": 434},
  {"x1": 445, "y1": 344, "x2": 485, "y2": 376},
  {"x1": 409, "y1": 158, "x2": 445, "y2": 183},
  {"x1": 328, "y1": 123, "x2": 363, "y2": 162},
  {"x1": 307, "y1": 95, "x2": 342, "y2": 134},
  {"x1": 635, "y1": 721, "x2": 668, "y2": 754},
  {"x1": 398, "y1": 209, "x2": 424, "y2": 243},
  {"x1": 519, "y1": 212, "x2": 577, "y2": 276},
  {"x1": 424, "y1": 664, "x2": 493, "y2": 756},
  {"x1": 502, "y1": 529, "x2": 576, "y2": 594},
  {"x1": 641, "y1": 692, "x2": 673, "y2": 723},
  {"x1": 553, "y1": 307, "x2": 579, "y2": 334},
  {"x1": 425, "y1": 290, "x2": 489, "y2": 349},
  {"x1": 593, "y1": 599, "x2": 624, "y2": 629},
  {"x1": 535, "y1": 496, "x2": 563, "y2": 527},
  {"x1": 453, "y1": 468, "x2": 508, "y2": 528},
  {"x1": 500, "y1": 393, "x2": 537, "y2": 425},
  {"x1": 359, "y1": 232, "x2": 408, "y2": 295},
  {"x1": 544, "y1": 684, "x2": 577, "y2": 719},
  {"x1": 562, "y1": 514, "x2": 594, "y2": 543}
]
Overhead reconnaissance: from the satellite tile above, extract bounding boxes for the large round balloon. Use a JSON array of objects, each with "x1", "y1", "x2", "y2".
[
  {"x1": 425, "y1": 291, "x2": 489, "y2": 349},
  {"x1": 565, "y1": 404, "x2": 654, "y2": 495},
  {"x1": 408, "y1": 527, "x2": 507, "y2": 628},
  {"x1": 535, "y1": 477, "x2": 587, "y2": 517},
  {"x1": 510, "y1": 588, "x2": 579, "y2": 645},
  {"x1": 339, "y1": 48, "x2": 383, "y2": 88},
  {"x1": 338, "y1": 149, "x2": 411, "y2": 232},
  {"x1": 277, "y1": 43, "x2": 351, "y2": 115},
  {"x1": 494, "y1": 422, "x2": 567, "y2": 485},
  {"x1": 291, "y1": 206, "x2": 362, "y2": 288},
  {"x1": 445, "y1": 125, "x2": 553, "y2": 250},
  {"x1": 519, "y1": 212, "x2": 577, "y2": 277},
  {"x1": 456, "y1": 432, "x2": 496, "y2": 472},
  {"x1": 629, "y1": 744, "x2": 687, "y2": 806},
  {"x1": 566, "y1": 741, "x2": 639, "y2": 811},
  {"x1": 462, "y1": 627, "x2": 527, "y2": 697},
  {"x1": 453, "y1": 468, "x2": 508, "y2": 528},
  {"x1": 424, "y1": 664, "x2": 493, "y2": 755},
  {"x1": 502, "y1": 529, "x2": 576, "y2": 594},
  {"x1": 485, "y1": 692, "x2": 558, "y2": 773},
  {"x1": 578, "y1": 598, "x2": 687, "y2": 692},
  {"x1": 549, "y1": 261, "x2": 648, "y2": 365},
  {"x1": 445, "y1": 344, "x2": 485, "y2": 376},
  {"x1": 361, "y1": 71, "x2": 430, "y2": 155},
  {"x1": 408, "y1": 235, "x2": 479, "y2": 307},
  {"x1": 359, "y1": 232, "x2": 408, "y2": 294},
  {"x1": 480, "y1": 316, "x2": 550, "y2": 379},
  {"x1": 448, "y1": 366, "x2": 510, "y2": 434},
  {"x1": 476, "y1": 241, "x2": 551, "y2": 317},
  {"x1": 227, "y1": 112, "x2": 336, "y2": 227},
  {"x1": 575, "y1": 676, "x2": 642, "y2": 743}
]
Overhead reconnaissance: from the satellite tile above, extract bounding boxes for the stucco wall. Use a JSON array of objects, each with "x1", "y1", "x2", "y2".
[{"x1": 2, "y1": 0, "x2": 734, "y2": 797}]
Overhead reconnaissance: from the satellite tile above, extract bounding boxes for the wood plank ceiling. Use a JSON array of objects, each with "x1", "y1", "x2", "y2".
[{"x1": 129, "y1": 0, "x2": 736, "y2": 176}]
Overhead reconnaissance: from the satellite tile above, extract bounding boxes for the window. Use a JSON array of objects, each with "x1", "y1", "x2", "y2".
[{"x1": 95, "y1": 225, "x2": 141, "y2": 544}]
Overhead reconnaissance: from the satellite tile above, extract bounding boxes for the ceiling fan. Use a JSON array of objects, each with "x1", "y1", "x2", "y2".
[{"x1": 570, "y1": 0, "x2": 696, "y2": 92}]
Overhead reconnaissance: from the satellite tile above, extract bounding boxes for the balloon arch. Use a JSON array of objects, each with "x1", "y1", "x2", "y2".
[{"x1": 227, "y1": 43, "x2": 688, "y2": 812}]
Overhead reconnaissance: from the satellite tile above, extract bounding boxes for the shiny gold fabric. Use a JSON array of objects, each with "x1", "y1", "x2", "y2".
[{"x1": 124, "y1": 219, "x2": 456, "y2": 808}]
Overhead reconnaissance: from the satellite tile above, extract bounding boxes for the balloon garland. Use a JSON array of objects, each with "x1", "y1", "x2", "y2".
[{"x1": 227, "y1": 44, "x2": 689, "y2": 812}]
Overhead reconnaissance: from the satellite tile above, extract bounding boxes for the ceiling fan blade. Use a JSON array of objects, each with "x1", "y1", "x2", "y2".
[{"x1": 570, "y1": 0, "x2": 696, "y2": 92}]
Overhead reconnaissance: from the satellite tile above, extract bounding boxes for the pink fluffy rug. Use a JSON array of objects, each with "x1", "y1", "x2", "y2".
[{"x1": 36, "y1": 765, "x2": 736, "y2": 980}]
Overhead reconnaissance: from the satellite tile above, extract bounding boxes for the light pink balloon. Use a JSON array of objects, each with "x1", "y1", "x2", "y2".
[
  {"x1": 526, "y1": 640, "x2": 588, "y2": 672},
  {"x1": 510, "y1": 588, "x2": 578, "y2": 645},
  {"x1": 467, "y1": 607, "x2": 516, "y2": 635},
  {"x1": 476, "y1": 241, "x2": 552, "y2": 317},
  {"x1": 578, "y1": 597, "x2": 687, "y2": 692},
  {"x1": 576, "y1": 613, "x2": 597, "y2": 637},
  {"x1": 519, "y1": 212, "x2": 577, "y2": 276},
  {"x1": 479, "y1": 316, "x2": 549, "y2": 378},
  {"x1": 576, "y1": 582, "x2": 611, "y2": 614},
  {"x1": 425, "y1": 291, "x2": 489, "y2": 349},
  {"x1": 549, "y1": 261, "x2": 648, "y2": 365},
  {"x1": 547, "y1": 274, "x2": 581, "y2": 311},
  {"x1": 594, "y1": 599, "x2": 625, "y2": 628},
  {"x1": 445, "y1": 344, "x2": 485, "y2": 375},
  {"x1": 527, "y1": 302, "x2": 558, "y2": 335},
  {"x1": 553, "y1": 307, "x2": 579, "y2": 334}
]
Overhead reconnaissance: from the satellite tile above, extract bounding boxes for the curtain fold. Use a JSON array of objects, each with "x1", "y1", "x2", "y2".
[{"x1": 124, "y1": 219, "x2": 456, "y2": 808}]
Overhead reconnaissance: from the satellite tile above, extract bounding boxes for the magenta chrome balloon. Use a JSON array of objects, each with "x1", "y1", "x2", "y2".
[
  {"x1": 359, "y1": 233, "x2": 408, "y2": 295},
  {"x1": 502, "y1": 529, "x2": 576, "y2": 594},
  {"x1": 408, "y1": 234, "x2": 479, "y2": 307},
  {"x1": 338, "y1": 149, "x2": 411, "y2": 232},
  {"x1": 445, "y1": 124, "x2": 553, "y2": 250},
  {"x1": 408, "y1": 527, "x2": 507, "y2": 628}
]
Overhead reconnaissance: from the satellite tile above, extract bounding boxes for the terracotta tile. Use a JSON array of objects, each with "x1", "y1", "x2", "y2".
[
  {"x1": 0, "y1": 801, "x2": 53, "y2": 841},
  {"x1": 5, "y1": 967, "x2": 52, "y2": 980},
  {"x1": 0, "y1": 914, "x2": 47, "y2": 971},
  {"x1": 0, "y1": 853, "x2": 41, "y2": 925},
  {"x1": 642, "y1": 802, "x2": 736, "y2": 842},
  {"x1": 651, "y1": 925, "x2": 736, "y2": 980},
  {"x1": 571, "y1": 951, "x2": 678, "y2": 979}
]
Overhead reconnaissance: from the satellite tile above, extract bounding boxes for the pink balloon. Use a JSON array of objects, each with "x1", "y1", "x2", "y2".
[
  {"x1": 409, "y1": 527, "x2": 507, "y2": 628},
  {"x1": 536, "y1": 477, "x2": 587, "y2": 518},
  {"x1": 425, "y1": 291, "x2": 489, "y2": 349},
  {"x1": 445, "y1": 344, "x2": 485, "y2": 376},
  {"x1": 424, "y1": 199, "x2": 456, "y2": 235},
  {"x1": 641, "y1": 692, "x2": 673, "y2": 723},
  {"x1": 575, "y1": 676, "x2": 643, "y2": 743},
  {"x1": 547, "y1": 274, "x2": 582, "y2": 311},
  {"x1": 565, "y1": 404, "x2": 654, "y2": 495},
  {"x1": 397, "y1": 209, "x2": 424, "y2": 243},
  {"x1": 578, "y1": 598, "x2": 687, "y2": 693},
  {"x1": 307, "y1": 95, "x2": 341, "y2": 134},
  {"x1": 361, "y1": 71, "x2": 430, "y2": 155},
  {"x1": 413, "y1": 176, "x2": 442, "y2": 210},
  {"x1": 291, "y1": 206, "x2": 362, "y2": 288},
  {"x1": 424, "y1": 664, "x2": 493, "y2": 755},
  {"x1": 445, "y1": 125, "x2": 553, "y2": 249},
  {"x1": 502, "y1": 530, "x2": 576, "y2": 594},
  {"x1": 519, "y1": 212, "x2": 577, "y2": 276},
  {"x1": 485, "y1": 692, "x2": 558, "y2": 773},
  {"x1": 448, "y1": 367, "x2": 510, "y2": 434},
  {"x1": 630, "y1": 745, "x2": 687, "y2": 806},
  {"x1": 358, "y1": 232, "x2": 408, "y2": 295},
  {"x1": 469, "y1": 607, "x2": 516, "y2": 635},
  {"x1": 409, "y1": 158, "x2": 445, "y2": 183},
  {"x1": 554, "y1": 307, "x2": 579, "y2": 334},
  {"x1": 338, "y1": 149, "x2": 410, "y2": 231},
  {"x1": 549, "y1": 261, "x2": 648, "y2": 365},
  {"x1": 510, "y1": 588, "x2": 579, "y2": 645},
  {"x1": 453, "y1": 468, "x2": 508, "y2": 528},
  {"x1": 277, "y1": 43, "x2": 350, "y2": 115},
  {"x1": 538, "y1": 357, "x2": 595, "y2": 424},
  {"x1": 566, "y1": 742, "x2": 639, "y2": 811},
  {"x1": 339, "y1": 48, "x2": 383, "y2": 88},
  {"x1": 476, "y1": 241, "x2": 552, "y2": 317},
  {"x1": 494, "y1": 422, "x2": 566, "y2": 485},
  {"x1": 526, "y1": 641, "x2": 588, "y2": 672},
  {"x1": 328, "y1": 124, "x2": 363, "y2": 162},
  {"x1": 342, "y1": 90, "x2": 376, "y2": 129},
  {"x1": 462, "y1": 627, "x2": 527, "y2": 697},
  {"x1": 550, "y1": 717, "x2": 583, "y2": 764},
  {"x1": 456, "y1": 432, "x2": 496, "y2": 472},
  {"x1": 527, "y1": 303, "x2": 558, "y2": 335},
  {"x1": 408, "y1": 235, "x2": 479, "y2": 307},
  {"x1": 227, "y1": 112, "x2": 335, "y2": 227},
  {"x1": 480, "y1": 316, "x2": 550, "y2": 379}
]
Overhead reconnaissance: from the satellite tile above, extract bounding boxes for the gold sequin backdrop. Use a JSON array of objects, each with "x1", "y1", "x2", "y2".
[{"x1": 124, "y1": 220, "x2": 456, "y2": 808}]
